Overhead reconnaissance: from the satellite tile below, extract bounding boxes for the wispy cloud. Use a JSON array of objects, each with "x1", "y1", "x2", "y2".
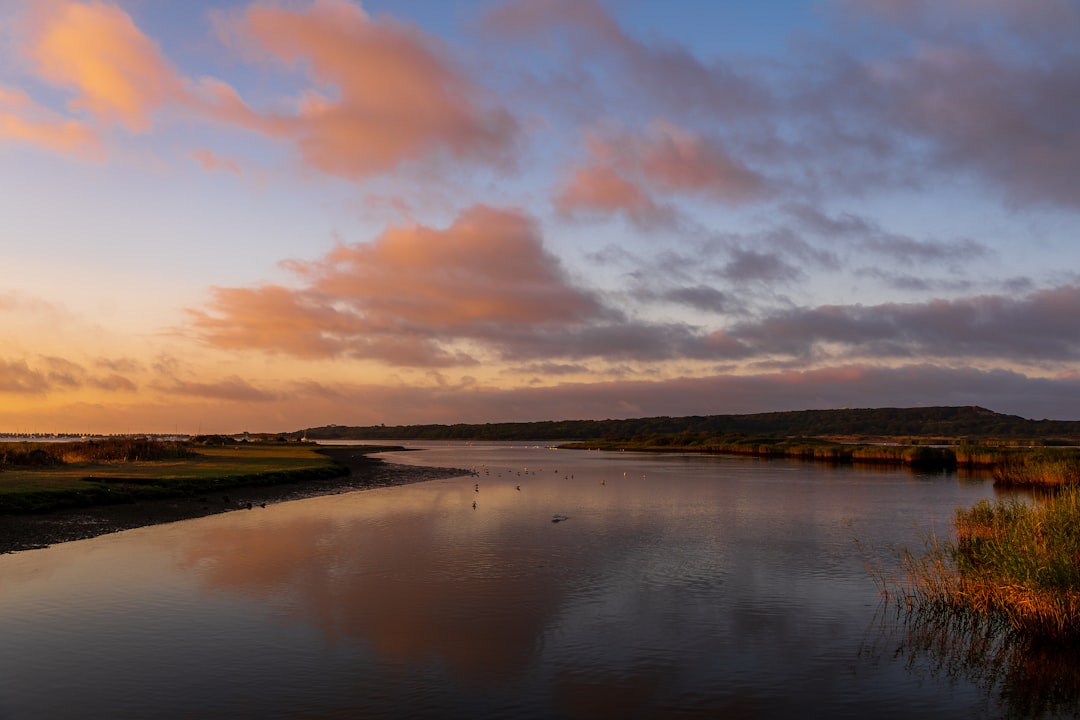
[{"x1": 0, "y1": 84, "x2": 99, "y2": 155}]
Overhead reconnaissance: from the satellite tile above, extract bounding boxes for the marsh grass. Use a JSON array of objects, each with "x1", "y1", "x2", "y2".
[
  {"x1": 991, "y1": 449, "x2": 1080, "y2": 487},
  {"x1": 0, "y1": 438, "x2": 192, "y2": 469},
  {"x1": 882, "y1": 486, "x2": 1080, "y2": 642}
]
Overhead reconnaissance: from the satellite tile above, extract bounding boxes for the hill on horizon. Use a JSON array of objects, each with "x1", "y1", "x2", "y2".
[{"x1": 293, "y1": 406, "x2": 1080, "y2": 444}]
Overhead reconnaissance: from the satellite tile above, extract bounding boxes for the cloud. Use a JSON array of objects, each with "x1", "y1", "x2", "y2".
[
  {"x1": 190, "y1": 149, "x2": 242, "y2": 174},
  {"x1": 155, "y1": 375, "x2": 278, "y2": 403},
  {"x1": 0, "y1": 354, "x2": 140, "y2": 397},
  {"x1": 659, "y1": 286, "x2": 730, "y2": 313},
  {"x1": 787, "y1": 204, "x2": 989, "y2": 265},
  {"x1": 7, "y1": 0, "x2": 518, "y2": 179},
  {"x1": 554, "y1": 164, "x2": 673, "y2": 228},
  {"x1": 191, "y1": 205, "x2": 607, "y2": 365},
  {"x1": 555, "y1": 122, "x2": 767, "y2": 228},
  {"x1": 21, "y1": 0, "x2": 184, "y2": 132},
  {"x1": 636, "y1": 122, "x2": 766, "y2": 201},
  {"x1": 871, "y1": 46, "x2": 1080, "y2": 208},
  {"x1": 213, "y1": 0, "x2": 519, "y2": 178},
  {"x1": 0, "y1": 358, "x2": 50, "y2": 394},
  {"x1": 483, "y1": 0, "x2": 770, "y2": 122},
  {"x1": 264, "y1": 364, "x2": 1080, "y2": 425},
  {"x1": 718, "y1": 248, "x2": 803, "y2": 284},
  {"x1": 0, "y1": 84, "x2": 100, "y2": 155},
  {"x1": 727, "y1": 284, "x2": 1080, "y2": 362},
  {"x1": 837, "y1": 0, "x2": 1080, "y2": 44},
  {"x1": 794, "y1": 2, "x2": 1080, "y2": 208},
  {"x1": 89, "y1": 373, "x2": 138, "y2": 393}
]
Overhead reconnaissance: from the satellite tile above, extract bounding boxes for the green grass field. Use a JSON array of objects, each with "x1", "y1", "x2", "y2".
[{"x1": 0, "y1": 444, "x2": 344, "y2": 514}]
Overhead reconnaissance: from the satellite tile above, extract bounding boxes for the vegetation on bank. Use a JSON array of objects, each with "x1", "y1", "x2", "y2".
[
  {"x1": 888, "y1": 486, "x2": 1080, "y2": 642},
  {"x1": 560, "y1": 434, "x2": 1080, "y2": 482},
  {"x1": 0, "y1": 440, "x2": 351, "y2": 514}
]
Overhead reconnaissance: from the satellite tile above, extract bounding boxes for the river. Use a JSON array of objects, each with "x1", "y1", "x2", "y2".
[{"x1": 0, "y1": 442, "x2": 1074, "y2": 719}]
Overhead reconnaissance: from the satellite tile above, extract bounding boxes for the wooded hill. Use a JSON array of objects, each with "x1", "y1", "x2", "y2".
[{"x1": 295, "y1": 406, "x2": 1080, "y2": 444}]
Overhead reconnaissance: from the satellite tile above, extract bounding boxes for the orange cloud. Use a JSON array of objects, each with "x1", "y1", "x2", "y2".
[
  {"x1": 215, "y1": 0, "x2": 518, "y2": 178},
  {"x1": 191, "y1": 205, "x2": 604, "y2": 364},
  {"x1": 22, "y1": 1, "x2": 184, "y2": 132},
  {"x1": 0, "y1": 84, "x2": 99, "y2": 155}
]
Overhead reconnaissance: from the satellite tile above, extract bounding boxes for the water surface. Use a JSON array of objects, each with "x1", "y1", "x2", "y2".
[{"x1": 0, "y1": 443, "x2": 1070, "y2": 718}]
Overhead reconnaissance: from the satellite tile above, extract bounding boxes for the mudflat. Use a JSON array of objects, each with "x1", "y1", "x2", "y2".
[{"x1": 0, "y1": 447, "x2": 467, "y2": 554}]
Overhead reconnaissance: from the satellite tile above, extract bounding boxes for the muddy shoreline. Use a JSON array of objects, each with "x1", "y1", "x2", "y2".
[{"x1": 0, "y1": 447, "x2": 469, "y2": 554}]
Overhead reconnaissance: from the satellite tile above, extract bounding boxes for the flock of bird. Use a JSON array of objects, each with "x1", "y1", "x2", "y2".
[{"x1": 464, "y1": 462, "x2": 649, "y2": 522}]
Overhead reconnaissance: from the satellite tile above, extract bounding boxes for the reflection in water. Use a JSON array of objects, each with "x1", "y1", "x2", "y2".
[
  {"x1": 865, "y1": 602, "x2": 1080, "y2": 720},
  {"x1": 176, "y1": 499, "x2": 568, "y2": 682},
  {"x1": 1, "y1": 443, "x2": 1077, "y2": 718}
]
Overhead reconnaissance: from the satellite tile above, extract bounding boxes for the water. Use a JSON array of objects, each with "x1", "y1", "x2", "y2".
[{"x1": 0, "y1": 443, "x2": 1072, "y2": 718}]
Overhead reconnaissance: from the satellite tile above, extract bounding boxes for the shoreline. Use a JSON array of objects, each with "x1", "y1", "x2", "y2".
[{"x1": 0, "y1": 448, "x2": 469, "y2": 554}]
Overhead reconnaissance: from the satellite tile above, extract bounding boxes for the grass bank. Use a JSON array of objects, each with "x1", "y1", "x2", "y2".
[
  {"x1": 561, "y1": 434, "x2": 1080, "y2": 482},
  {"x1": 0, "y1": 442, "x2": 350, "y2": 514},
  {"x1": 560, "y1": 434, "x2": 956, "y2": 467},
  {"x1": 886, "y1": 486, "x2": 1080, "y2": 642}
]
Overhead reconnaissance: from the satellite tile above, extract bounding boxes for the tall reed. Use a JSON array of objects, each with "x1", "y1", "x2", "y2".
[
  {"x1": 891, "y1": 486, "x2": 1080, "y2": 642},
  {"x1": 991, "y1": 450, "x2": 1080, "y2": 487}
]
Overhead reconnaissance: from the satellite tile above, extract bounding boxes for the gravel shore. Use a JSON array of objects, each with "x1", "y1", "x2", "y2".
[{"x1": 0, "y1": 447, "x2": 468, "y2": 554}]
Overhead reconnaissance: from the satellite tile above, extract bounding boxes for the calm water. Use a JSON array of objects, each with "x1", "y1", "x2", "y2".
[{"x1": 0, "y1": 443, "x2": 1074, "y2": 719}]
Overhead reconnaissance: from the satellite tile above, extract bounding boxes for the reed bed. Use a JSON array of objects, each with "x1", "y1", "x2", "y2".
[
  {"x1": 0, "y1": 438, "x2": 192, "y2": 470},
  {"x1": 990, "y1": 449, "x2": 1080, "y2": 487},
  {"x1": 890, "y1": 486, "x2": 1080, "y2": 642}
]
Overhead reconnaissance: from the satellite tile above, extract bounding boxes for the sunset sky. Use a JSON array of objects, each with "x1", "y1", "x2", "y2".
[{"x1": 2, "y1": 0, "x2": 1079, "y2": 433}]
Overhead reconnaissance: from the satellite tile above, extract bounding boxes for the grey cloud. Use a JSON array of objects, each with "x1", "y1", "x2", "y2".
[
  {"x1": 788, "y1": 204, "x2": 990, "y2": 265},
  {"x1": 0, "y1": 358, "x2": 50, "y2": 394},
  {"x1": 729, "y1": 284, "x2": 1080, "y2": 362},
  {"x1": 660, "y1": 285, "x2": 730, "y2": 313},
  {"x1": 155, "y1": 376, "x2": 279, "y2": 403},
  {"x1": 855, "y1": 268, "x2": 974, "y2": 293},
  {"x1": 90, "y1": 374, "x2": 138, "y2": 393},
  {"x1": 718, "y1": 249, "x2": 803, "y2": 284}
]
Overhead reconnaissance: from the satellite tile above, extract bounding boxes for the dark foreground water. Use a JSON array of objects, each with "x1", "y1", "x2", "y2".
[{"x1": 1, "y1": 443, "x2": 1076, "y2": 719}]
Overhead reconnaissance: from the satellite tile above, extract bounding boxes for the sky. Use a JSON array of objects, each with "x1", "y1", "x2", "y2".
[{"x1": 1, "y1": 0, "x2": 1079, "y2": 434}]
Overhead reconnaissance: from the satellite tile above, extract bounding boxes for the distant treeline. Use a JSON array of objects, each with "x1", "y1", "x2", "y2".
[{"x1": 295, "y1": 406, "x2": 1080, "y2": 444}]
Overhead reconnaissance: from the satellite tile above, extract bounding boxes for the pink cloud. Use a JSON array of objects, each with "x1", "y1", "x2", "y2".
[
  {"x1": 22, "y1": 1, "x2": 184, "y2": 132},
  {"x1": 555, "y1": 122, "x2": 766, "y2": 226},
  {"x1": 214, "y1": 0, "x2": 518, "y2": 178},
  {"x1": 638, "y1": 122, "x2": 766, "y2": 201},
  {"x1": 191, "y1": 205, "x2": 605, "y2": 365},
  {"x1": 0, "y1": 84, "x2": 100, "y2": 155},
  {"x1": 554, "y1": 164, "x2": 671, "y2": 227}
]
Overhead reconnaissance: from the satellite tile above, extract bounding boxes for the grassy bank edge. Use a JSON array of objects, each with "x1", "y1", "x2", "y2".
[
  {"x1": 0, "y1": 444, "x2": 404, "y2": 515},
  {"x1": 560, "y1": 436, "x2": 1080, "y2": 485}
]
